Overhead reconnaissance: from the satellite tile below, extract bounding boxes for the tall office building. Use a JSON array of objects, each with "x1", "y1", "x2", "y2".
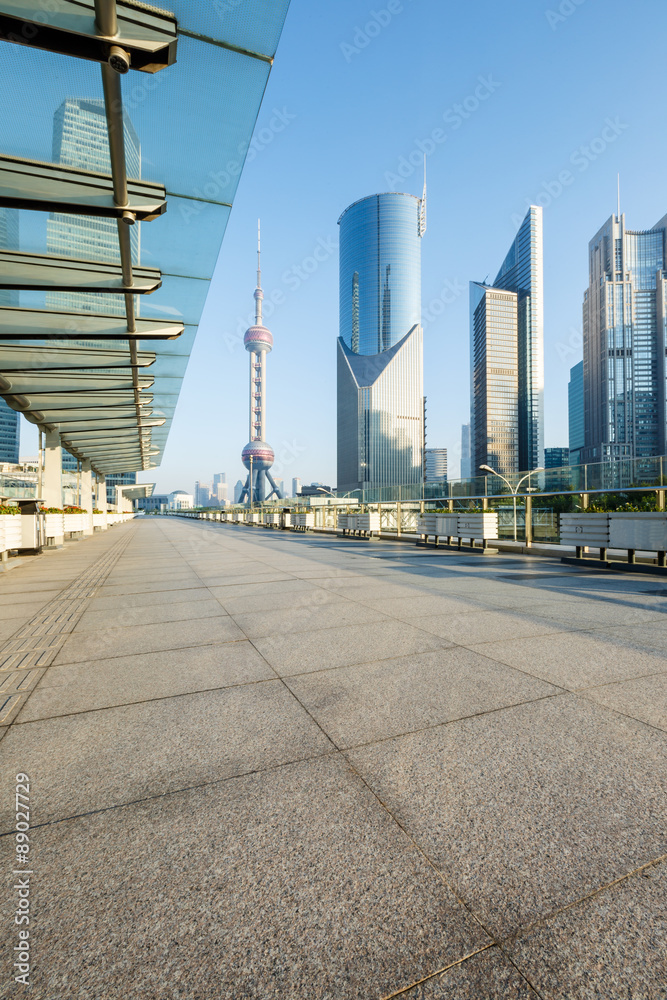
[
  {"x1": 291, "y1": 477, "x2": 302, "y2": 498},
  {"x1": 425, "y1": 448, "x2": 447, "y2": 482},
  {"x1": 582, "y1": 210, "x2": 667, "y2": 463},
  {"x1": 47, "y1": 98, "x2": 140, "y2": 319},
  {"x1": 233, "y1": 479, "x2": 244, "y2": 503},
  {"x1": 337, "y1": 191, "x2": 425, "y2": 492},
  {"x1": 545, "y1": 448, "x2": 569, "y2": 468},
  {"x1": 195, "y1": 481, "x2": 210, "y2": 507},
  {"x1": 568, "y1": 360, "x2": 584, "y2": 466},
  {"x1": 0, "y1": 208, "x2": 20, "y2": 463},
  {"x1": 470, "y1": 206, "x2": 544, "y2": 477},
  {"x1": 460, "y1": 423, "x2": 471, "y2": 479}
]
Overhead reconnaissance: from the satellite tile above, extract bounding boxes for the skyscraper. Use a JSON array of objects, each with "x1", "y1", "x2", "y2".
[
  {"x1": 337, "y1": 191, "x2": 425, "y2": 492},
  {"x1": 568, "y1": 360, "x2": 584, "y2": 466},
  {"x1": 582, "y1": 210, "x2": 667, "y2": 463},
  {"x1": 470, "y1": 206, "x2": 544, "y2": 477},
  {"x1": 0, "y1": 208, "x2": 20, "y2": 463},
  {"x1": 292, "y1": 477, "x2": 302, "y2": 498},
  {"x1": 47, "y1": 98, "x2": 141, "y2": 318},
  {"x1": 425, "y1": 448, "x2": 447, "y2": 482},
  {"x1": 460, "y1": 423, "x2": 471, "y2": 479}
]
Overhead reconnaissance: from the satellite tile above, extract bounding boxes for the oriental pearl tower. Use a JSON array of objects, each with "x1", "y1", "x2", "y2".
[{"x1": 239, "y1": 223, "x2": 283, "y2": 504}]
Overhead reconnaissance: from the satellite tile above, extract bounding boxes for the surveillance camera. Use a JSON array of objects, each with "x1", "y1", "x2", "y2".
[{"x1": 108, "y1": 45, "x2": 130, "y2": 74}]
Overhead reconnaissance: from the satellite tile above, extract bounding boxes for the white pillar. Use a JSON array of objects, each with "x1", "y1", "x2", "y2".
[
  {"x1": 81, "y1": 460, "x2": 94, "y2": 535},
  {"x1": 43, "y1": 428, "x2": 64, "y2": 546},
  {"x1": 96, "y1": 474, "x2": 108, "y2": 529}
]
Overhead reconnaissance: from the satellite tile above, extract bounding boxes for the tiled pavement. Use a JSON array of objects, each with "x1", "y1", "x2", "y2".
[{"x1": 1, "y1": 517, "x2": 666, "y2": 999}]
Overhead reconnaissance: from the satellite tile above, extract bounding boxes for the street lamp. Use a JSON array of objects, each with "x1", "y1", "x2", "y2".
[
  {"x1": 479, "y1": 464, "x2": 544, "y2": 542},
  {"x1": 316, "y1": 487, "x2": 354, "y2": 500}
]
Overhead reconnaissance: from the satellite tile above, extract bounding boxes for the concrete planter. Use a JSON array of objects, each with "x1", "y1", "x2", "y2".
[
  {"x1": 456, "y1": 512, "x2": 498, "y2": 539},
  {"x1": 337, "y1": 514, "x2": 354, "y2": 530},
  {"x1": 560, "y1": 513, "x2": 609, "y2": 547},
  {"x1": 63, "y1": 513, "x2": 86, "y2": 536},
  {"x1": 436, "y1": 514, "x2": 459, "y2": 537},
  {"x1": 293, "y1": 512, "x2": 314, "y2": 529},
  {"x1": 234, "y1": 512, "x2": 245, "y2": 523},
  {"x1": 264, "y1": 513, "x2": 280, "y2": 527},
  {"x1": 356, "y1": 513, "x2": 380, "y2": 533},
  {"x1": 44, "y1": 513, "x2": 65, "y2": 545},
  {"x1": 609, "y1": 512, "x2": 667, "y2": 552},
  {"x1": 416, "y1": 514, "x2": 438, "y2": 536},
  {"x1": 280, "y1": 513, "x2": 292, "y2": 529},
  {"x1": 0, "y1": 514, "x2": 22, "y2": 552}
]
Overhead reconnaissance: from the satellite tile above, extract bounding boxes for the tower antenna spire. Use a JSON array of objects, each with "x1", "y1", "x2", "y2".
[
  {"x1": 419, "y1": 154, "x2": 427, "y2": 236},
  {"x1": 255, "y1": 218, "x2": 262, "y2": 325},
  {"x1": 617, "y1": 173, "x2": 621, "y2": 220}
]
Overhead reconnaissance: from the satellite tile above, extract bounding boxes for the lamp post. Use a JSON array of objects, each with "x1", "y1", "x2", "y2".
[{"x1": 479, "y1": 465, "x2": 544, "y2": 542}]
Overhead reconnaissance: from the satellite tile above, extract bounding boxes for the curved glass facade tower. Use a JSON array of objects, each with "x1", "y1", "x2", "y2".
[
  {"x1": 339, "y1": 193, "x2": 422, "y2": 355},
  {"x1": 337, "y1": 192, "x2": 425, "y2": 492}
]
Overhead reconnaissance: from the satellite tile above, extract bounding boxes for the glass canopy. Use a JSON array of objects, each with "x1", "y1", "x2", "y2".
[{"x1": 0, "y1": 0, "x2": 291, "y2": 474}]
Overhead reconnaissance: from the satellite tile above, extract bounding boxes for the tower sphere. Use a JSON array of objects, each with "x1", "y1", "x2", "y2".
[
  {"x1": 244, "y1": 324, "x2": 273, "y2": 353},
  {"x1": 242, "y1": 440, "x2": 274, "y2": 471}
]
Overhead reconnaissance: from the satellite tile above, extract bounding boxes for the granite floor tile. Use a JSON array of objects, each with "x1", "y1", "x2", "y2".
[
  {"x1": 468, "y1": 630, "x2": 667, "y2": 689},
  {"x1": 0, "y1": 681, "x2": 332, "y2": 826},
  {"x1": 195, "y1": 571, "x2": 294, "y2": 588},
  {"x1": 347, "y1": 695, "x2": 667, "y2": 937},
  {"x1": 231, "y1": 601, "x2": 390, "y2": 639},
  {"x1": 286, "y1": 647, "x2": 559, "y2": 748},
  {"x1": 218, "y1": 585, "x2": 347, "y2": 615},
  {"x1": 582, "y1": 672, "x2": 667, "y2": 732},
  {"x1": 603, "y1": 621, "x2": 667, "y2": 654},
  {"x1": 254, "y1": 619, "x2": 452, "y2": 676},
  {"x1": 357, "y1": 593, "x2": 484, "y2": 618},
  {"x1": 23, "y1": 755, "x2": 489, "y2": 1000},
  {"x1": 414, "y1": 609, "x2": 567, "y2": 645},
  {"x1": 95, "y1": 577, "x2": 203, "y2": 596},
  {"x1": 16, "y1": 640, "x2": 274, "y2": 721},
  {"x1": 525, "y1": 596, "x2": 665, "y2": 628},
  {"x1": 75, "y1": 598, "x2": 227, "y2": 632},
  {"x1": 53, "y1": 616, "x2": 245, "y2": 664},
  {"x1": 207, "y1": 577, "x2": 313, "y2": 601},
  {"x1": 399, "y1": 947, "x2": 539, "y2": 999},
  {"x1": 506, "y1": 861, "x2": 667, "y2": 999},
  {"x1": 85, "y1": 586, "x2": 214, "y2": 611}
]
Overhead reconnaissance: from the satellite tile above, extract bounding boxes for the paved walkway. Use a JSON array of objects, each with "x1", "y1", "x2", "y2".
[{"x1": 1, "y1": 516, "x2": 666, "y2": 999}]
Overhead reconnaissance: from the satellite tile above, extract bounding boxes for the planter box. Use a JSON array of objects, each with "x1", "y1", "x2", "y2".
[
  {"x1": 560, "y1": 513, "x2": 609, "y2": 547},
  {"x1": 93, "y1": 513, "x2": 107, "y2": 528},
  {"x1": 416, "y1": 514, "x2": 438, "y2": 535},
  {"x1": 0, "y1": 514, "x2": 22, "y2": 551},
  {"x1": 264, "y1": 513, "x2": 280, "y2": 526},
  {"x1": 293, "y1": 512, "x2": 314, "y2": 528},
  {"x1": 436, "y1": 514, "x2": 459, "y2": 537},
  {"x1": 337, "y1": 514, "x2": 354, "y2": 530},
  {"x1": 456, "y1": 512, "x2": 498, "y2": 539},
  {"x1": 280, "y1": 513, "x2": 292, "y2": 528},
  {"x1": 63, "y1": 513, "x2": 86, "y2": 534},
  {"x1": 609, "y1": 512, "x2": 667, "y2": 551},
  {"x1": 356, "y1": 513, "x2": 380, "y2": 533},
  {"x1": 234, "y1": 512, "x2": 245, "y2": 523}
]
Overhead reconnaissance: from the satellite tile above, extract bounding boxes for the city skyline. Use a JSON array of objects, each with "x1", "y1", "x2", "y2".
[{"x1": 15, "y1": 0, "x2": 667, "y2": 492}]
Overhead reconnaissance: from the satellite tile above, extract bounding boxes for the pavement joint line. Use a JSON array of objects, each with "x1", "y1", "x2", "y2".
[
  {"x1": 0, "y1": 528, "x2": 136, "y2": 724},
  {"x1": 0, "y1": 746, "x2": 342, "y2": 837},
  {"x1": 379, "y1": 944, "x2": 496, "y2": 1000},
  {"x1": 10, "y1": 673, "x2": 282, "y2": 725},
  {"x1": 572, "y1": 690, "x2": 667, "y2": 737}
]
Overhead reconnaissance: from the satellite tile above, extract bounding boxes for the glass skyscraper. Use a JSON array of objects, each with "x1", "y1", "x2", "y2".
[
  {"x1": 0, "y1": 207, "x2": 20, "y2": 463},
  {"x1": 337, "y1": 192, "x2": 425, "y2": 492},
  {"x1": 582, "y1": 210, "x2": 667, "y2": 463},
  {"x1": 568, "y1": 360, "x2": 584, "y2": 466},
  {"x1": 469, "y1": 206, "x2": 544, "y2": 477},
  {"x1": 47, "y1": 98, "x2": 141, "y2": 320}
]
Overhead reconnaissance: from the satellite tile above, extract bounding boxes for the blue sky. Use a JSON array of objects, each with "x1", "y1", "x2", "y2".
[{"x1": 21, "y1": 0, "x2": 667, "y2": 493}]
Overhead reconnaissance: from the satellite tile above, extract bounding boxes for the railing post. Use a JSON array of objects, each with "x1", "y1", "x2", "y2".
[{"x1": 525, "y1": 494, "x2": 532, "y2": 547}]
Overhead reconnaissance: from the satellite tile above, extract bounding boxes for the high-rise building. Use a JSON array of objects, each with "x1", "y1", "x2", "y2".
[
  {"x1": 582, "y1": 210, "x2": 667, "y2": 463},
  {"x1": 425, "y1": 448, "x2": 447, "y2": 482},
  {"x1": 47, "y1": 99, "x2": 140, "y2": 317},
  {"x1": 545, "y1": 448, "x2": 569, "y2": 468},
  {"x1": 292, "y1": 477, "x2": 302, "y2": 498},
  {"x1": 470, "y1": 206, "x2": 544, "y2": 478},
  {"x1": 233, "y1": 480, "x2": 244, "y2": 503},
  {"x1": 194, "y1": 481, "x2": 210, "y2": 507},
  {"x1": 568, "y1": 360, "x2": 584, "y2": 466},
  {"x1": 337, "y1": 190, "x2": 425, "y2": 492},
  {"x1": 460, "y1": 423, "x2": 471, "y2": 479},
  {"x1": 0, "y1": 207, "x2": 20, "y2": 463}
]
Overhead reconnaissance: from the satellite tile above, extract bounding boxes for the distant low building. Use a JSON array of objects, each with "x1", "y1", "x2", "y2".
[
  {"x1": 168, "y1": 490, "x2": 194, "y2": 510},
  {"x1": 298, "y1": 483, "x2": 331, "y2": 497},
  {"x1": 137, "y1": 494, "x2": 169, "y2": 512}
]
